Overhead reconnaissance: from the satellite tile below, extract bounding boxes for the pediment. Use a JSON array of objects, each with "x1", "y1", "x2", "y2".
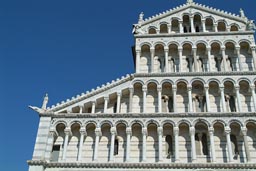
[{"x1": 135, "y1": 2, "x2": 248, "y2": 34}]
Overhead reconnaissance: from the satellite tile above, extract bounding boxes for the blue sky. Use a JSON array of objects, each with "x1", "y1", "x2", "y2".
[{"x1": 0, "y1": 0, "x2": 255, "y2": 170}]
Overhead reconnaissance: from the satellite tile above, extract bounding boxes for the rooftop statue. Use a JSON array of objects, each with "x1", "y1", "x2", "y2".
[
  {"x1": 247, "y1": 20, "x2": 256, "y2": 31},
  {"x1": 138, "y1": 12, "x2": 144, "y2": 24},
  {"x1": 240, "y1": 8, "x2": 246, "y2": 18},
  {"x1": 132, "y1": 24, "x2": 144, "y2": 34},
  {"x1": 29, "y1": 93, "x2": 49, "y2": 114},
  {"x1": 187, "y1": 0, "x2": 194, "y2": 4}
]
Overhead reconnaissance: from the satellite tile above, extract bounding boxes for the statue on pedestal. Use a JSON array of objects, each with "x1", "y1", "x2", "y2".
[{"x1": 29, "y1": 93, "x2": 49, "y2": 114}]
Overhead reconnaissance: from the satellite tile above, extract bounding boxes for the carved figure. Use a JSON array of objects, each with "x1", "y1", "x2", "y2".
[
  {"x1": 132, "y1": 24, "x2": 144, "y2": 34},
  {"x1": 29, "y1": 93, "x2": 49, "y2": 114},
  {"x1": 247, "y1": 20, "x2": 256, "y2": 31},
  {"x1": 42, "y1": 93, "x2": 48, "y2": 110},
  {"x1": 139, "y1": 12, "x2": 144, "y2": 23},
  {"x1": 187, "y1": 0, "x2": 194, "y2": 4},
  {"x1": 240, "y1": 8, "x2": 245, "y2": 18}
]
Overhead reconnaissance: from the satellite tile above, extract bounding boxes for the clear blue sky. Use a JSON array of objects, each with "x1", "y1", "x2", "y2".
[{"x1": 0, "y1": 0, "x2": 255, "y2": 170}]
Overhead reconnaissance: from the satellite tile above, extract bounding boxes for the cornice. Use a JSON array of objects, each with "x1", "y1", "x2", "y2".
[
  {"x1": 27, "y1": 160, "x2": 256, "y2": 169},
  {"x1": 134, "y1": 71, "x2": 256, "y2": 78},
  {"x1": 39, "y1": 112, "x2": 256, "y2": 118},
  {"x1": 134, "y1": 31, "x2": 255, "y2": 38}
]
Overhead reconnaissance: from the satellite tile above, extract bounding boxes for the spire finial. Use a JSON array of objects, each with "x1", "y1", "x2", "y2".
[
  {"x1": 240, "y1": 8, "x2": 245, "y2": 18},
  {"x1": 187, "y1": 0, "x2": 194, "y2": 4},
  {"x1": 42, "y1": 93, "x2": 48, "y2": 110}
]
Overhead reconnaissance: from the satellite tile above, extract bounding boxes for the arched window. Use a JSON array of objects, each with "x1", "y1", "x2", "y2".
[
  {"x1": 230, "y1": 25, "x2": 239, "y2": 32},
  {"x1": 201, "y1": 133, "x2": 209, "y2": 155},
  {"x1": 160, "y1": 24, "x2": 168, "y2": 33},
  {"x1": 149, "y1": 28, "x2": 157, "y2": 34},
  {"x1": 195, "y1": 133, "x2": 209, "y2": 156},
  {"x1": 168, "y1": 97, "x2": 174, "y2": 112},
  {"x1": 230, "y1": 134, "x2": 239, "y2": 159},
  {"x1": 114, "y1": 138, "x2": 119, "y2": 155},
  {"x1": 165, "y1": 135, "x2": 173, "y2": 158},
  {"x1": 229, "y1": 96, "x2": 236, "y2": 112}
]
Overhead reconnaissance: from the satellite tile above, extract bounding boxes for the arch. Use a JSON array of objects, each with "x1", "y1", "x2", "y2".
[
  {"x1": 192, "y1": 118, "x2": 211, "y2": 128},
  {"x1": 209, "y1": 40, "x2": 222, "y2": 47},
  {"x1": 154, "y1": 41, "x2": 166, "y2": 48},
  {"x1": 181, "y1": 41, "x2": 193, "y2": 47},
  {"x1": 190, "y1": 78, "x2": 206, "y2": 85},
  {"x1": 228, "y1": 119, "x2": 244, "y2": 127},
  {"x1": 171, "y1": 17, "x2": 181, "y2": 22},
  {"x1": 245, "y1": 119, "x2": 256, "y2": 126},
  {"x1": 238, "y1": 39, "x2": 252, "y2": 45},
  {"x1": 161, "y1": 120, "x2": 176, "y2": 127},
  {"x1": 139, "y1": 42, "x2": 152, "y2": 48},
  {"x1": 217, "y1": 20, "x2": 228, "y2": 32},
  {"x1": 131, "y1": 80, "x2": 145, "y2": 87},
  {"x1": 114, "y1": 120, "x2": 128, "y2": 127},
  {"x1": 223, "y1": 40, "x2": 237, "y2": 46},
  {"x1": 53, "y1": 120, "x2": 68, "y2": 128},
  {"x1": 193, "y1": 12, "x2": 203, "y2": 19},
  {"x1": 167, "y1": 41, "x2": 180, "y2": 47},
  {"x1": 130, "y1": 120, "x2": 144, "y2": 128},
  {"x1": 148, "y1": 26, "x2": 157, "y2": 34},
  {"x1": 181, "y1": 13, "x2": 190, "y2": 18},
  {"x1": 160, "y1": 79, "x2": 174, "y2": 87},
  {"x1": 177, "y1": 119, "x2": 192, "y2": 127},
  {"x1": 230, "y1": 24, "x2": 240, "y2": 31},
  {"x1": 204, "y1": 16, "x2": 216, "y2": 23},
  {"x1": 99, "y1": 120, "x2": 114, "y2": 127},
  {"x1": 68, "y1": 120, "x2": 83, "y2": 128},
  {"x1": 145, "y1": 79, "x2": 160, "y2": 87},
  {"x1": 222, "y1": 78, "x2": 237, "y2": 85},
  {"x1": 145, "y1": 119, "x2": 160, "y2": 127},
  {"x1": 207, "y1": 78, "x2": 221, "y2": 85},
  {"x1": 84, "y1": 120, "x2": 97, "y2": 128},
  {"x1": 212, "y1": 119, "x2": 227, "y2": 127},
  {"x1": 175, "y1": 79, "x2": 189, "y2": 85},
  {"x1": 195, "y1": 40, "x2": 208, "y2": 47},
  {"x1": 237, "y1": 78, "x2": 251, "y2": 85}
]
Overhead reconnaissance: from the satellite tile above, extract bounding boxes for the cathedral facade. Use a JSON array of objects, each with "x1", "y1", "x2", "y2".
[{"x1": 28, "y1": 0, "x2": 256, "y2": 171}]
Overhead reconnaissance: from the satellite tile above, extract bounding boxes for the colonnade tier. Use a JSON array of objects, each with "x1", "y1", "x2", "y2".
[
  {"x1": 46, "y1": 117, "x2": 256, "y2": 163},
  {"x1": 135, "y1": 41, "x2": 256, "y2": 73},
  {"x1": 60, "y1": 77, "x2": 256, "y2": 114},
  {"x1": 141, "y1": 12, "x2": 246, "y2": 35}
]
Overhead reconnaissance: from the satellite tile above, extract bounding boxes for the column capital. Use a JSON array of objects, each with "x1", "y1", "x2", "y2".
[
  {"x1": 157, "y1": 86, "x2": 162, "y2": 92},
  {"x1": 189, "y1": 127, "x2": 195, "y2": 135},
  {"x1": 221, "y1": 46, "x2": 226, "y2": 51},
  {"x1": 251, "y1": 45, "x2": 256, "y2": 50},
  {"x1": 250, "y1": 85, "x2": 256, "y2": 90},
  {"x1": 219, "y1": 85, "x2": 225, "y2": 91},
  {"x1": 117, "y1": 91, "x2": 122, "y2": 96},
  {"x1": 142, "y1": 128, "x2": 148, "y2": 136},
  {"x1": 49, "y1": 130, "x2": 58, "y2": 137},
  {"x1": 129, "y1": 86, "x2": 134, "y2": 93},
  {"x1": 104, "y1": 96, "x2": 109, "y2": 101},
  {"x1": 80, "y1": 128, "x2": 87, "y2": 136},
  {"x1": 91, "y1": 100, "x2": 96, "y2": 105},
  {"x1": 192, "y1": 46, "x2": 197, "y2": 50},
  {"x1": 164, "y1": 47, "x2": 169, "y2": 52},
  {"x1": 225, "y1": 127, "x2": 231, "y2": 134},
  {"x1": 206, "y1": 46, "x2": 211, "y2": 51},
  {"x1": 142, "y1": 86, "x2": 147, "y2": 92},
  {"x1": 178, "y1": 47, "x2": 183, "y2": 51},
  {"x1": 178, "y1": 20, "x2": 183, "y2": 24},
  {"x1": 150, "y1": 48, "x2": 155, "y2": 53},
  {"x1": 208, "y1": 127, "x2": 214, "y2": 134},
  {"x1": 95, "y1": 128, "x2": 102, "y2": 136},
  {"x1": 187, "y1": 85, "x2": 192, "y2": 91},
  {"x1": 126, "y1": 127, "x2": 132, "y2": 135},
  {"x1": 64, "y1": 128, "x2": 72, "y2": 136},
  {"x1": 136, "y1": 49, "x2": 141, "y2": 53},
  {"x1": 201, "y1": 19, "x2": 206, "y2": 22},
  {"x1": 110, "y1": 127, "x2": 117, "y2": 135},
  {"x1": 172, "y1": 85, "x2": 177, "y2": 91},
  {"x1": 235, "y1": 46, "x2": 241, "y2": 50},
  {"x1": 204, "y1": 85, "x2": 209, "y2": 90},
  {"x1": 234, "y1": 85, "x2": 240, "y2": 91},
  {"x1": 173, "y1": 127, "x2": 179, "y2": 135},
  {"x1": 157, "y1": 127, "x2": 163, "y2": 135},
  {"x1": 240, "y1": 127, "x2": 247, "y2": 136}
]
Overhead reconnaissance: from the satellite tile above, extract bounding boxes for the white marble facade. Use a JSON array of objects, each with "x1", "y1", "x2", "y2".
[{"x1": 28, "y1": 0, "x2": 256, "y2": 171}]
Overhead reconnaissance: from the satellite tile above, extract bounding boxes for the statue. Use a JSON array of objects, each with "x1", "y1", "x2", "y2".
[
  {"x1": 29, "y1": 93, "x2": 49, "y2": 114},
  {"x1": 139, "y1": 12, "x2": 144, "y2": 23},
  {"x1": 187, "y1": 0, "x2": 194, "y2": 4},
  {"x1": 240, "y1": 8, "x2": 245, "y2": 18},
  {"x1": 132, "y1": 24, "x2": 144, "y2": 34},
  {"x1": 247, "y1": 20, "x2": 256, "y2": 31}
]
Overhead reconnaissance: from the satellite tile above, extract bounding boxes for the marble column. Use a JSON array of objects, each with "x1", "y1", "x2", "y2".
[
  {"x1": 241, "y1": 127, "x2": 251, "y2": 163},
  {"x1": 157, "y1": 127, "x2": 163, "y2": 162},
  {"x1": 236, "y1": 46, "x2": 243, "y2": 71},
  {"x1": 205, "y1": 85, "x2": 211, "y2": 112},
  {"x1": 201, "y1": 19, "x2": 206, "y2": 32},
  {"x1": 172, "y1": 86, "x2": 177, "y2": 113},
  {"x1": 179, "y1": 21, "x2": 183, "y2": 33},
  {"x1": 129, "y1": 87, "x2": 134, "y2": 113},
  {"x1": 45, "y1": 129, "x2": 57, "y2": 161},
  {"x1": 165, "y1": 48, "x2": 169, "y2": 72},
  {"x1": 136, "y1": 50, "x2": 141, "y2": 73},
  {"x1": 192, "y1": 48, "x2": 199, "y2": 72},
  {"x1": 62, "y1": 128, "x2": 72, "y2": 161},
  {"x1": 250, "y1": 85, "x2": 256, "y2": 111},
  {"x1": 103, "y1": 96, "x2": 109, "y2": 113},
  {"x1": 142, "y1": 128, "x2": 148, "y2": 162},
  {"x1": 220, "y1": 86, "x2": 227, "y2": 112},
  {"x1": 158, "y1": 86, "x2": 162, "y2": 113},
  {"x1": 91, "y1": 101, "x2": 96, "y2": 114},
  {"x1": 221, "y1": 46, "x2": 228, "y2": 72},
  {"x1": 190, "y1": 15, "x2": 195, "y2": 33},
  {"x1": 151, "y1": 48, "x2": 155, "y2": 73},
  {"x1": 109, "y1": 127, "x2": 117, "y2": 162},
  {"x1": 168, "y1": 24, "x2": 172, "y2": 33},
  {"x1": 173, "y1": 127, "x2": 180, "y2": 162},
  {"x1": 225, "y1": 127, "x2": 233, "y2": 163},
  {"x1": 79, "y1": 105, "x2": 83, "y2": 114},
  {"x1": 250, "y1": 46, "x2": 256, "y2": 70},
  {"x1": 93, "y1": 128, "x2": 102, "y2": 161},
  {"x1": 235, "y1": 85, "x2": 242, "y2": 112},
  {"x1": 190, "y1": 127, "x2": 197, "y2": 162},
  {"x1": 188, "y1": 86, "x2": 193, "y2": 112},
  {"x1": 142, "y1": 86, "x2": 147, "y2": 113},
  {"x1": 214, "y1": 23, "x2": 218, "y2": 32},
  {"x1": 207, "y1": 47, "x2": 212, "y2": 72},
  {"x1": 209, "y1": 127, "x2": 216, "y2": 163},
  {"x1": 78, "y1": 128, "x2": 86, "y2": 161},
  {"x1": 116, "y1": 91, "x2": 122, "y2": 113},
  {"x1": 178, "y1": 48, "x2": 183, "y2": 72},
  {"x1": 126, "y1": 127, "x2": 132, "y2": 162}
]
